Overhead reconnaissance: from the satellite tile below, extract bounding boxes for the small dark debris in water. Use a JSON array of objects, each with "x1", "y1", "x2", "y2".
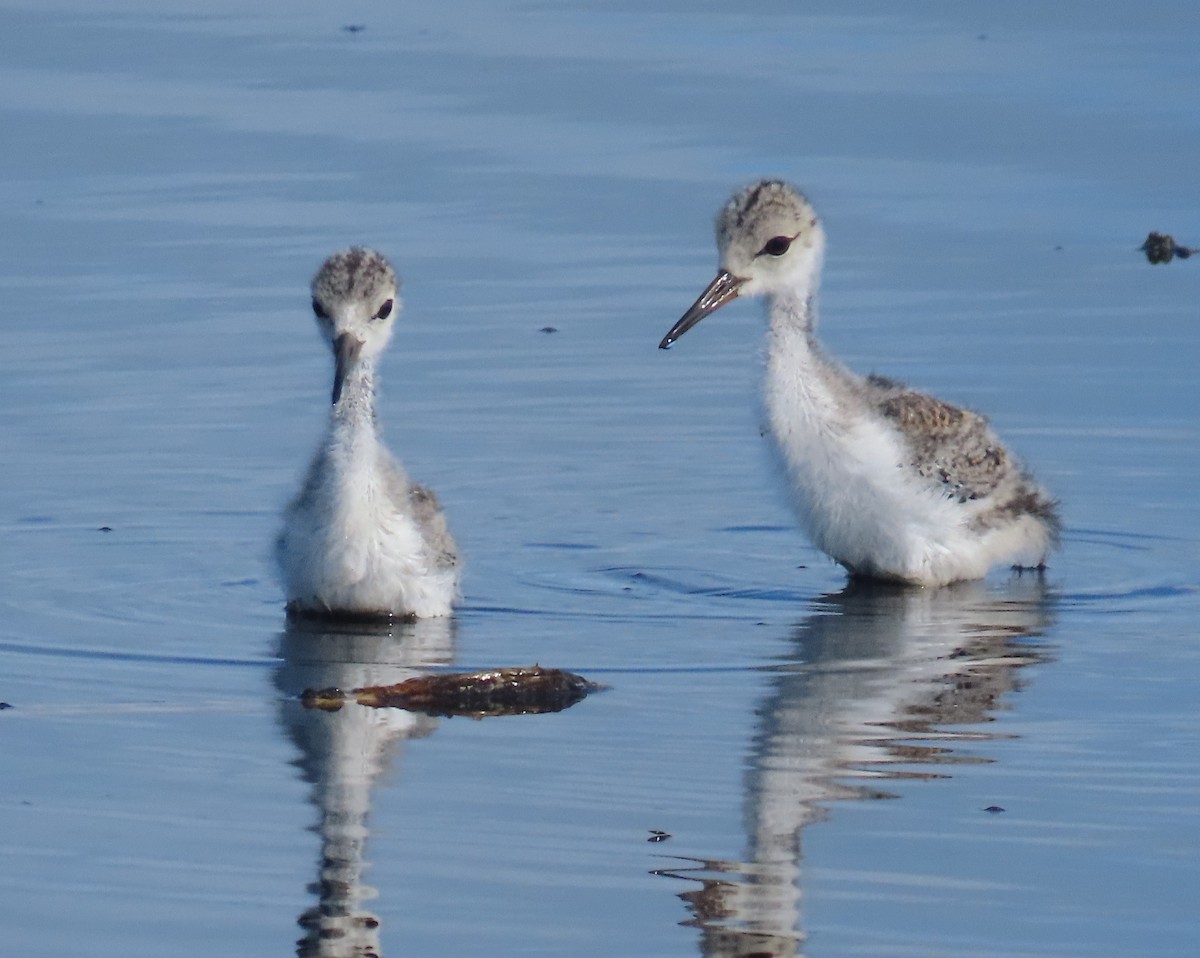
[
  {"x1": 647, "y1": 829, "x2": 671, "y2": 842},
  {"x1": 539, "y1": 326, "x2": 558, "y2": 334},
  {"x1": 98, "y1": 526, "x2": 112, "y2": 533},
  {"x1": 0, "y1": 702, "x2": 12, "y2": 710},
  {"x1": 1141, "y1": 231, "x2": 1197, "y2": 264},
  {"x1": 977, "y1": 33, "x2": 988, "y2": 41},
  {"x1": 983, "y1": 805, "x2": 1006, "y2": 814},
  {"x1": 303, "y1": 666, "x2": 602, "y2": 718},
  {"x1": 342, "y1": 24, "x2": 367, "y2": 34}
]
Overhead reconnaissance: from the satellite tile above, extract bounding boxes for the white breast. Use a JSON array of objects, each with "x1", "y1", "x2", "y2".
[
  {"x1": 762, "y1": 324, "x2": 992, "y2": 586},
  {"x1": 279, "y1": 428, "x2": 457, "y2": 618}
]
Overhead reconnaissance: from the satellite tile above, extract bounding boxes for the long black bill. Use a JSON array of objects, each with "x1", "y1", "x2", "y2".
[
  {"x1": 331, "y1": 333, "x2": 364, "y2": 405},
  {"x1": 658, "y1": 270, "x2": 745, "y2": 349}
]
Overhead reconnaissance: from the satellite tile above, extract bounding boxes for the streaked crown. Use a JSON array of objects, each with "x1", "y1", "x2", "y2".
[{"x1": 715, "y1": 180, "x2": 824, "y2": 294}]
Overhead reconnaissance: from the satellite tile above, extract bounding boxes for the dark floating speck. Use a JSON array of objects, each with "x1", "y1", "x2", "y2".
[
  {"x1": 0, "y1": 702, "x2": 13, "y2": 710},
  {"x1": 983, "y1": 805, "x2": 1006, "y2": 814},
  {"x1": 98, "y1": 526, "x2": 113, "y2": 533},
  {"x1": 539, "y1": 326, "x2": 558, "y2": 334},
  {"x1": 342, "y1": 24, "x2": 366, "y2": 33},
  {"x1": 1141, "y1": 231, "x2": 1197, "y2": 264},
  {"x1": 648, "y1": 829, "x2": 671, "y2": 842}
]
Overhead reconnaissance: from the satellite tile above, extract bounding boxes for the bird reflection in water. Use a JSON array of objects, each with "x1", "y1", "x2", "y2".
[
  {"x1": 275, "y1": 616, "x2": 456, "y2": 958},
  {"x1": 655, "y1": 577, "x2": 1055, "y2": 958}
]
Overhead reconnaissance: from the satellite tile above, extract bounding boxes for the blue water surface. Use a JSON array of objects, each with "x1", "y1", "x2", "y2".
[{"x1": 1, "y1": 2, "x2": 1197, "y2": 956}]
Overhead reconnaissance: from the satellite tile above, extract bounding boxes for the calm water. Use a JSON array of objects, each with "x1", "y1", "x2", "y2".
[{"x1": 2, "y1": 1, "x2": 1198, "y2": 955}]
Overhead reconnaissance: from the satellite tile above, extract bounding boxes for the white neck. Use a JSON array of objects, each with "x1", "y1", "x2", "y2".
[
  {"x1": 766, "y1": 242, "x2": 823, "y2": 334},
  {"x1": 764, "y1": 301, "x2": 838, "y2": 425},
  {"x1": 762, "y1": 267, "x2": 860, "y2": 457},
  {"x1": 332, "y1": 360, "x2": 377, "y2": 427},
  {"x1": 763, "y1": 258, "x2": 827, "y2": 390},
  {"x1": 327, "y1": 360, "x2": 380, "y2": 478},
  {"x1": 767, "y1": 286, "x2": 818, "y2": 338}
]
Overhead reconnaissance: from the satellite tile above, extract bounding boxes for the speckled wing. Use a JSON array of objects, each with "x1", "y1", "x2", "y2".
[
  {"x1": 866, "y1": 375, "x2": 1008, "y2": 503},
  {"x1": 408, "y1": 483, "x2": 459, "y2": 573},
  {"x1": 371, "y1": 450, "x2": 458, "y2": 574}
]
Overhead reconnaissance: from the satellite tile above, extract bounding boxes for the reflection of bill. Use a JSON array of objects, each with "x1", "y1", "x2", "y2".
[
  {"x1": 657, "y1": 578, "x2": 1054, "y2": 958},
  {"x1": 275, "y1": 617, "x2": 456, "y2": 958}
]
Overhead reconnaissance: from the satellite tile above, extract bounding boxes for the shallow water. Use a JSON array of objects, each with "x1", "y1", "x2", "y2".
[{"x1": 2, "y1": 2, "x2": 1198, "y2": 955}]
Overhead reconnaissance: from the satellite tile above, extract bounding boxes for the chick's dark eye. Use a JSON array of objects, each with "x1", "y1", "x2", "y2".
[
  {"x1": 311, "y1": 297, "x2": 329, "y2": 320},
  {"x1": 760, "y1": 236, "x2": 793, "y2": 257},
  {"x1": 373, "y1": 298, "x2": 394, "y2": 321}
]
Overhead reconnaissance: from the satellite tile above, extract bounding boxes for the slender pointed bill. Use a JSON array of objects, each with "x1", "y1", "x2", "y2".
[
  {"x1": 331, "y1": 333, "x2": 364, "y2": 405},
  {"x1": 658, "y1": 270, "x2": 745, "y2": 349}
]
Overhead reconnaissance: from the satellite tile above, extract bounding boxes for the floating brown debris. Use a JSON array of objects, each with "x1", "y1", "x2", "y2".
[
  {"x1": 302, "y1": 666, "x2": 602, "y2": 718},
  {"x1": 1141, "y1": 231, "x2": 1197, "y2": 264},
  {"x1": 300, "y1": 687, "x2": 348, "y2": 712}
]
